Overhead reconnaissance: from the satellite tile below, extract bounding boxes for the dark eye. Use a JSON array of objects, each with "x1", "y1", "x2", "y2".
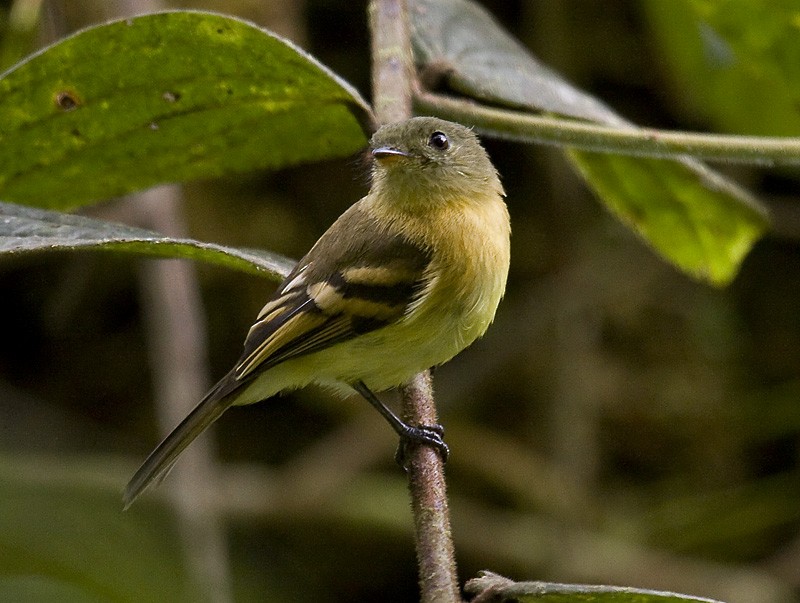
[{"x1": 428, "y1": 131, "x2": 449, "y2": 150}]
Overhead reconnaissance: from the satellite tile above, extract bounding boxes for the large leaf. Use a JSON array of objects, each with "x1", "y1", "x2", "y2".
[
  {"x1": 409, "y1": 0, "x2": 769, "y2": 285},
  {"x1": 464, "y1": 572, "x2": 722, "y2": 603},
  {"x1": 0, "y1": 200, "x2": 294, "y2": 279},
  {"x1": 0, "y1": 11, "x2": 372, "y2": 210}
]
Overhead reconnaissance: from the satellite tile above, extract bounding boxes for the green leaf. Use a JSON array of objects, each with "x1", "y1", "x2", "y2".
[
  {"x1": 0, "y1": 11, "x2": 372, "y2": 210},
  {"x1": 0, "y1": 200, "x2": 294, "y2": 279},
  {"x1": 566, "y1": 152, "x2": 765, "y2": 284},
  {"x1": 409, "y1": 0, "x2": 769, "y2": 285},
  {"x1": 464, "y1": 572, "x2": 723, "y2": 603},
  {"x1": 410, "y1": 0, "x2": 619, "y2": 124}
]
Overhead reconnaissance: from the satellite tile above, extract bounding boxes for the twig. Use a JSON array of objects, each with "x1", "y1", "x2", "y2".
[
  {"x1": 415, "y1": 90, "x2": 800, "y2": 166},
  {"x1": 369, "y1": 1, "x2": 462, "y2": 602},
  {"x1": 369, "y1": 0, "x2": 414, "y2": 122}
]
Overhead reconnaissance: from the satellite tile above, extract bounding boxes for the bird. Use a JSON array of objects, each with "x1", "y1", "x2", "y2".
[{"x1": 124, "y1": 116, "x2": 510, "y2": 508}]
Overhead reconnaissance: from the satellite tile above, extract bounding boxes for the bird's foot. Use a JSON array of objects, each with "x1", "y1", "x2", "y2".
[{"x1": 395, "y1": 423, "x2": 449, "y2": 468}]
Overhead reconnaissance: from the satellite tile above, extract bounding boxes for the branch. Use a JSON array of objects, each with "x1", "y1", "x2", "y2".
[
  {"x1": 369, "y1": 1, "x2": 462, "y2": 602},
  {"x1": 400, "y1": 373, "x2": 461, "y2": 603},
  {"x1": 369, "y1": 0, "x2": 414, "y2": 123},
  {"x1": 415, "y1": 90, "x2": 800, "y2": 166}
]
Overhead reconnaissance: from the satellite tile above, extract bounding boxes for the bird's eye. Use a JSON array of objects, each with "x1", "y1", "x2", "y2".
[{"x1": 428, "y1": 131, "x2": 450, "y2": 150}]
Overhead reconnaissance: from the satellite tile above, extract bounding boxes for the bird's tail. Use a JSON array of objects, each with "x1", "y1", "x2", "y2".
[{"x1": 123, "y1": 374, "x2": 237, "y2": 509}]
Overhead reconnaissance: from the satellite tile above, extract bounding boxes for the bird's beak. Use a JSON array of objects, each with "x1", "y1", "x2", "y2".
[{"x1": 371, "y1": 146, "x2": 410, "y2": 161}]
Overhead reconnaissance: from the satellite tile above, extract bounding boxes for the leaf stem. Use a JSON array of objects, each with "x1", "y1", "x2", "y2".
[{"x1": 415, "y1": 90, "x2": 800, "y2": 166}]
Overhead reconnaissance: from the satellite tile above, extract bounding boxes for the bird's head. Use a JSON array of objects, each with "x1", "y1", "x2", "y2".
[{"x1": 369, "y1": 117, "x2": 503, "y2": 207}]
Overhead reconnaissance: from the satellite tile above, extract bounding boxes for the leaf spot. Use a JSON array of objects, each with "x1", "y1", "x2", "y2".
[
  {"x1": 55, "y1": 90, "x2": 81, "y2": 111},
  {"x1": 162, "y1": 91, "x2": 181, "y2": 103}
]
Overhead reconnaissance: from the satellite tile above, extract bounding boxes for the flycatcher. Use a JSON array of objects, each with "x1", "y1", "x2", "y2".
[{"x1": 124, "y1": 116, "x2": 510, "y2": 507}]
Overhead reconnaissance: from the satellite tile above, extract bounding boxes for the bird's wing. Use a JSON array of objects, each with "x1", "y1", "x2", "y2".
[{"x1": 234, "y1": 229, "x2": 432, "y2": 382}]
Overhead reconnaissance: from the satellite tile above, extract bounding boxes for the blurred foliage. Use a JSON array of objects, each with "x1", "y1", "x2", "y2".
[
  {"x1": 0, "y1": 455, "x2": 199, "y2": 602},
  {"x1": 0, "y1": 1, "x2": 798, "y2": 603},
  {"x1": 644, "y1": 0, "x2": 800, "y2": 136}
]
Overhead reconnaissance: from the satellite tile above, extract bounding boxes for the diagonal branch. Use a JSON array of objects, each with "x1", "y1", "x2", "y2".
[{"x1": 415, "y1": 89, "x2": 800, "y2": 166}]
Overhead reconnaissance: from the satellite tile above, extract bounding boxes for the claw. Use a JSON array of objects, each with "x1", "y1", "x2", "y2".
[
  {"x1": 350, "y1": 381, "x2": 450, "y2": 468},
  {"x1": 395, "y1": 423, "x2": 450, "y2": 468}
]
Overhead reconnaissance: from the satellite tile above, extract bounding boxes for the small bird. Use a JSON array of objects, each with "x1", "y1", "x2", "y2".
[{"x1": 124, "y1": 116, "x2": 510, "y2": 508}]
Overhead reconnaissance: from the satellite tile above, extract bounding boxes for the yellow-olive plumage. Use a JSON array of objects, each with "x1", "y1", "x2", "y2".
[{"x1": 124, "y1": 116, "x2": 510, "y2": 508}]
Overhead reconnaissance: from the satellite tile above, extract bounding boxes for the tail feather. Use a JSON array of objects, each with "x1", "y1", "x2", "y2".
[{"x1": 123, "y1": 375, "x2": 237, "y2": 509}]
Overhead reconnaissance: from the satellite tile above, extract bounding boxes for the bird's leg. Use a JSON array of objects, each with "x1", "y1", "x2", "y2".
[{"x1": 352, "y1": 381, "x2": 449, "y2": 467}]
